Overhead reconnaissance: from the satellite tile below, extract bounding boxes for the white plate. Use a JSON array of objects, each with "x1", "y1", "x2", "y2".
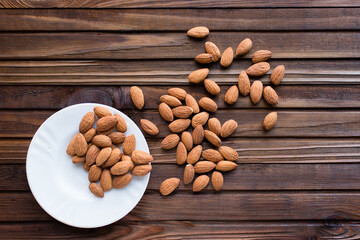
[{"x1": 26, "y1": 103, "x2": 150, "y2": 228}]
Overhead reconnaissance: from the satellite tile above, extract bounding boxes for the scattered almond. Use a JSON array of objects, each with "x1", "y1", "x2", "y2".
[
  {"x1": 122, "y1": 134, "x2": 136, "y2": 155},
  {"x1": 183, "y1": 164, "x2": 195, "y2": 185},
  {"x1": 160, "y1": 95, "x2": 182, "y2": 107},
  {"x1": 168, "y1": 88, "x2": 187, "y2": 100},
  {"x1": 131, "y1": 150, "x2": 153, "y2": 165},
  {"x1": 202, "y1": 149, "x2": 224, "y2": 162},
  {"x1": 114, "y1": 114, "x2": 127, "y2": 133},
  {"x1": 74, "y1": 133, "x2": 88, "y2": 156},
  {"x1": 92, "y1": 135, "x2": 112, "y2": 148},
  {"x1": 169, "y1": 119, "x2": 191, "y2": 133},
  {"x1": 84, "y1": 128, "x2": 96, "y2": 142},
  {"x1": 187, "y1": 26, "x2": 209, "y2": 38},
  {"x1": 181, "y1": 131, "x2": 193, "y2": 151},
  {"x1": 204, "y1": 130, "x2": 221, "y2": 147},
  {"x1": 188, "y1": 68, "x2": 209, "y2": 84},
  {"x1": 96, "y1": 116, "x2": 118, "y2": 132},
  {"x1": 132, "y1": 164, "x2": 152, "y2": 176},
  {"x1": 140, "y1": 119, "x2": 159, "y2": 136},
  {"x1": 263, "y1": 112, "x2": 278, "y2": 130},
  {"x1": 161, "y1": 134, "x2": 180, "y2": 150},
  {"x1": 159, "y1": 103, "x2": 174, "y2": 122},
  {"x1": 205, "y1": 41, "x2": 220, "y2": 62},
  {"x1": 211, "y1": 171, "x2": 224, "y2": 191},
  {"x1": 159, "y1": 178, "x2": 180, "y2": 196},
  {"x1": 66, "y1": 135, "x2": 77, "y2": 156},
  {"x1": 263, "y1": 86, "x2": 279, "y2": 105},
  {"x1": 236, "y1": 38, "x2": 253, "y2": 56},
  {"x1": 187, "y1": 145, "x2": 202, "y2": 165},
  {"x1": 199, "y1": 97, "x2": 218, "y2": 112},
  {"x1": 220, "y1": 119, "x2": 238, "y2": 138},
  {"x1": 88, "y1": 165, "x2": 102, "y2": 182},
  {"x1": 250, "y1": 80, "x2": 263, "y2": 104},
  {"x1": 172, "y1": 106, "x2": 193, "y2": 119},
  {"x1": 96, "y1": 147, "x2": 112, "y2": 166},
  {"x1": 94, "y1": 106, "x2": 112, "y2": 118},
  {"x1": 195, "y1": 53, "x2": 214, "y2": 64},
  {"x1": 89, "y1": 182, "x2": 104, "y2": 198},
  {"x1": 246, "y1": 62, "x2": 271, "y2": 76},
  {"x1": 204, "y1": 79, "x2": 220, "y2": 96},
  {"x1": 113, "y1": 173, "x2": 132, "y2": 189},
  {"x1": 208, "y1": 118, "x2": 221, "y2": 136},
  {"x1": 218, "y1": 146, "x2": 238, "y2": 161},
  {"x1": 224, "y1": 85, "x2": 239, "y2": 105},
  {"x1": 130, "y1": 86, "x2": 145, "y2": 110},
  {"x1": 192, "y1": 112, "x2": 209, "y2": 128},
  {"x1": 252, "y1": 50, "x2": 272, "y2": 63},
  {"x1": 220, "y1": 47, "x2": 234, "y2": 67},
  {"x1": 100, "y1": 169, "x2": 112, "y2": 192},
  {"x1": 216, "y1": 160, "x2": 238, "y2": 171},
  {"x1": 176, "y1": 142, "x2": 187, "y2": 165},
  {"x1": 185, "y1": 94, "x2": 200, "y2": 114},
  {"x1": 86, "y1": 144, "x2": 100, "y2": 166},
  {"x1": 108, "y1": 132, "x2": 126, "y2": 145},
  {"x1": 271, "y1": 65, "x2": 285, "y2": 85},
  {"x1": 238, "y1": 71, "x2": 250, "y2": 96},
  {"x1": 110, "y1": 161, "x2": 131, "y2": 175},
  {"x1": 194, "y1": 161, "x2": 216, "y2": 173},
  {"x1": 192, "y1": 125, "x2": 204, "y2": 145},
  {"x1": 79, "y1": 112, "x2": 95, "y2": 133},
  {"x1": 193, "y1": 175, "x2": 210, "y2": 192}
]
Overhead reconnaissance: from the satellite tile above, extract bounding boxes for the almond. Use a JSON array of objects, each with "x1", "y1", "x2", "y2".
[
  {"x1": 89, "y1": 182, "x2": 104, "y2": 198},
  {"x1": 169, "y1": 119, "x2": 191, "y2": 133},
  {"x1": 96, "y1": 116, "x2": 118, "y2": 132},
  {"x1": 108, "y1": 132, "x2": 126, "y2": 145},
  {"x1": 199, "y1": 97, "x2": 218, "y2": 112},
  {"x1": 79, "y1": 112, "x2": 95, "y2": 133},
  {"x1": 168, "y1": 87, "x2": 187, "y2": 100},
  {"x1": 238, "y1": 70, "x2": 250, "y2": 96},
  {"x1": 83, "y1": 162, "x2": 91, "y2": 172},
  {"x1": 130, "y1": 86, "x2": 145, "y2": 110},
  {"x1": 88, "y1": 165, "x2": 102, "y2": 182},
  {"x1": 97, "y1": 127, "x2": 114, "y2": 136},
  {"x1": 216, "y1": 160, "x2": 238, "y2": 171},
  {"x1": 185, "y1": 94, "x2": 200, "y2": 114},
  {"x1": 181, "y1": 131, "x2": 193, "y2": 151},
  {"x1": 66, "y1": 134, "x2": 77, "y2": 156},
  {"x1": 132, "y1": 164, "x2": 152, "y2": 176},
  {"x1": 95, "y1": 147, "x2": 112, "y2": 166},
  {"x1": 193, "y1": 175, "x2": 209, "y2": 192},
  {"x1": 183, "y1": 164, "x2": 195, "y2": 185},
  {"x1": 94, "y1": 106, "x2": 112, "y2": 118},
  {"x1": 270, "y1": 65, "x2": 285, "y2": 85},
  {"x1": 72, "y1": 155, "x2": 85, "y2": 164},
  {"x1": 84, "y1": 128, "x2": 96, "y2": 142},
  {"x1": 102, "y1": 148, "x2": 122, "y2": 168},
  {"x1": 205, "y1": 41, "x2": 220, "y2": 62},
  {"x1": 122, "y1": 134, "x2": 136, "y2": 155},
  {"x1": 192, "y1": 112, "x2": 209, "y2": 128},
  {"x1": 252, "y1": 50, "x2": 272, "y2": 63},
  {"x1": 110, "y1": 161, "x2": 131, "y2": 175},
  {"x1": 188, "y1": 68, "x2": 209, "y2": 84},
  {"x1": 159, "y1": 177, "x2": 180, "y2": 196},
  {"x1": 204, "y1": 79, "x2": 220, "y2": 96},
  {"x1": 220, "y1": 47, "x2": 234, "y2": 67},
  {"x1": 176, "y1": 142, "x2": 187, "y2": 165},
  {"x1": 159, "y1": 103, "x2": 174, "y2": 122},
  {"x1": 121, "y1": 155, "x2": 135, "y2": 171},
  {"x1": 113, "y1": 173, "x2": 132, "y2": 189},
  {"x1": 204, "y1": 130, "x2": 221, "y2": 147},
  {"x1": 263, "y1": 112, "x2": 277, "y2": 130},
  {"x1": 208, "y1": 118, "x2": 221, "y2": 136},
  {"x1": 161, "y1": 134, "x2": 180, "y2": 150},
  {"x1": 187, "y1": 145, "x2": 202, "y2": 164},
  {"x1": 236, "y1": 38, "x2": 253, "y2": 56},
  {"x1": 218, "y1": 146, "x2": 238, "y2": 161},
  {"x1": 211, "y1": 171, "x2": 224, "y2": 191},
  {"x1": 220, "y1": 119, "x2": 238, "y2": 138},
  {"x1": 131, "y1": 150, "x2": 153, "y2": 165},
  {"x1": 250, "y1": 80, "x2": 263, "y2": 104},
  {"x1": 246, "y1": 62, "x2": 270, "y2": 76},
  {"x1": 86, "y1": 145, "x2": 100, "y2": 166},
  {"x1": 74, "y1": 133, "x2": 87, "y2": 156},
  {"x1": 160, "y1": 95, "x2": 182, "y2": 107},
  {"x1": 187, "y1": 26, "x2": 209, "y2": 38},
  {"x1": 263, "y1": 86, "x2": 279, "y2": 105},
  {"x1": 202, "y1": 149, "x2": 223, "y2": 163},
  {"x1": 172, "y1": 106, "x2": 193, "y2": 119},
  {"x1": 192, "y1": 125, "x2": 204, "y2": 145},
  {"x1": 140, "y1": 119, "x2": 159, "y2": 136},
  {"x1": 224, "y1": 85, "x2": 239, "y2": 105},
  {"x1": 195, "y1": 53, "x2": 213, "y2": 64},
  {"x1": 92, "y1": 135, "x2": 112, "y2": 148},
  {"x1": 114, "y1": 114, "x2": 127, "y2": 133},
  {"x1": 100, "y1": 169, "x2": 112, "y2": 192}
]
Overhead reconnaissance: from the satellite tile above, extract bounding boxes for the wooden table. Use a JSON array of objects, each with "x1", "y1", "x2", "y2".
[{"x1": 1, "y1": 1, "x2": 360, "y2": 239}]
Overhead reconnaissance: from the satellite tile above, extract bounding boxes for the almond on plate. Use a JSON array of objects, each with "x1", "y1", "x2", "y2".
[
  {"x1": 220, "y1": 47, "x2": 234, "y2": 67},
  {"x1": 92, "y1": 135, "x2": 112, "y2": 148},
  {"x1": 159, "y1": 178, "x2": 180, "y2": 196},
  {"x1": 89, "y1": 182, "x2": 104, "y2": 198},
  {"x1": 187, "y1": 145, "x2": 202, "y2": 164},
  {"x1": 185, "y1": 94, "x2": 200, "y2": 114},
  {"x1": 192, "y1": 112, "x2": 209, "y2": 128},
  {"x1": 263, "y1": 112, "x2": 278, "y2": 130},
  {"x1": 204, "y1": 130, "x2": 221, "y2": 147},
  {"x1": 194, "y1": 161, "x2": 216, "y2": 173},
  {"x1": 216, "y1": 160, "x2": 238, "y2": 172},
  {"x1": 271, "y1": 65, "x2": 285, "y2": 85},
  {"x1": 121, "y1": 155, "x2": 135, "y2": 171},
  {"x1": 220, "y1": 119, "x2": 238, "y2": 138},
  {"x1": 102, "y1": 148, "x2": 122, "y2": 168},
  {"x1": 74, "y1": 133, "x2": 87, "y2": 156},
  {"x1": 132, "y1": 164, "x2": 152, "y2": 176},
  {"x1": 72, "y1": 155, "x2": 85, "y2": 164},
  {"x1": 108, "y1": 132, "x2": 126, "y2": 145},
  {"x1": 161, "y1": 134, "x2": 180, "y2": 150},
  {"x1": 100, "y1": 169, "x2": 112, "y2": 192},
  {"x1": 131, "y1": 150, "x2": 153, "y2": 165},
  {"x1": 176, "y1": 142, "x2": 187, "y2": 165},
  {"x1": 84, "y1": 128, "x2": 96, "y2": 142},
  {"x1": 187, "y1": 26, "x2": 209, "y2": 38},
  {"x1": 122, "y1": 134, "x2": 136, "y2": 155},
  {"x1": 246, "y1": 62, "x2": 271, "y2": 76},
  {"x1": 88, "y1": 165, "x2": 102, "y2": 182},
  {"x1": 86, "y1": 144, "x2": 100, "y2": 166},
  {"x1": 114, "y1": 114, "x2": 127, "y2": 133},
  {"x1": 96, "y1": 147, "x2": 112, "y2": 166},
  {"x1": 224, "y1": 85, "x2": 239, "y2": 105},
  {"x1": 250, "y1": 80, "x2": 263, "y2": 104},
  {"x1": 130, "y1": 86, "x2": 145, "y2": 110},
  {"x1": 198, "y1": 97, "x2": 218, "y2": 112},
  {"x1": 183, "y1": 164, "x2": 195, "y2": 185},
  {"x1": 211, "y1": 171, "x2": 224, "y2": 191},
  {"x1": 236, "y1": 38, "x2": 252, "y2": 56},
  {"x1": 113, "y1": 173, "x2": 132, "y2": 189},
  {"x1": 202, "y1": 149, "x2": 224, "y2": 162},
  {"x1": 204, "y1": 79, "x2": 220, "y2": 96},
  {"x1": 66, "y1": 134, "x2": 77, "y2": 156},
  {"x1": 172, "y1": 106, "x2": 193, "y2": 119},
  {"x1": 94, "y1": 106, "x2": 112, "y2": 118},
  {"x1": 205, "y1": 41, "x2": 220, "y2": 62},
  {"x1": 195, "y1": 53, "x2": 214, "y2": 64},
  {"x1": 159, "y1": 103, "x2": 174, "y2": 122},
  {"x1": 218, "y1": 146, "x2": 238, "y2": 161},
  {"x1": 140, "y1": 119, "x2": 159, "y2": 136},
  {"x1": 160, "y1": 95, "x2": 182, "y2": 107},
  {"x1": 169, "y1": 119, "x2": 191, "y2": 133},
  {"x1": 168, "y1": 87, "x2": 187, "y2": 100},
  {"x1": 263, "y1": 86, "x2": 279, "y2": 105},
  {"x1": 208, "y1": 118, "x2": 221, "y2": 136},
  {"x1": 96, "y1": 116, "x2": 118, "y2": 132},
  {"x1": 181, "y1": 131, "x2": 193, "y2": 151},
  {"x1": 193, "y1": 175, "x2": 210, "y2": 192},
  {"x1": 79, "y1": 112, "x2": 95, "y2": 133},
  {"x1": 238, "y1": 70, "x2": 250, "y2": 96},
  {"x1": 252, "y1": 50, "x2": 272, "y2": 63},
  {"x1": 110, "y1": 161, "x2": 131, "y2": 175},
  {"x1": 192, "y1": 125, "x2": 204, "y2": 145},
  {"x1": 188, "y1": 68, "x2": 209, "y2": 84}
]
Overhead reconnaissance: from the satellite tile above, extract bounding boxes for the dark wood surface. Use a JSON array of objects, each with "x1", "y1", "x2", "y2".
[{"x1": 1, "y1": 1, "x2": 360, "y2": 239}]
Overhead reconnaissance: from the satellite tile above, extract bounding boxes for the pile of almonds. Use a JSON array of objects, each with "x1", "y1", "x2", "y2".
[{"x1": 66, "y1": 106, "x2": 152, "y2": 198}]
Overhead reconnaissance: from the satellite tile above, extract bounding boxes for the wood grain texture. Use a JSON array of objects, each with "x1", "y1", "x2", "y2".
[
  {"x1": 1, "y1": 110, "x2": 360, "y2": 138},
  {"x1": 2, "y1": 138, "x2": 360, "y2": 164},
  {"x1": 0, "y1": 221, "x2": 359, "y2": 239},
  {"x1": 0, "y1": 192, "x2": 359, "y2": 221},
  {"x1": 1, "y1": 8, "x2": 359, "y2": 31},
  {"x1": 0, "y1": 0, "x2": 359, "y2": 8},
  {"x1": 1, "y1": 85, "x2": 360, "y2": 109},
  {"x1": 0, "y1": 32, "x2": 359, "y2": 59},
  {"x1": 2, "y1": 163, "x2": 360, "y2": 191},
  {"x1": 1, "y1": 59, "x2": 359, "y2": 85}
]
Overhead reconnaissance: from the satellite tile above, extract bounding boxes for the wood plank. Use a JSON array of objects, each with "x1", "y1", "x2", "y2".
[
  {"x1": 1, "y1": 85, "x2": 360, "y2": 109},
  {"x1": 0, "y1": 0, "x2": 358, "y2": 8},
  {"x1": 0, "y1": 192, "x2": 359, "y2": 221},
  {"x1": 1, "y1": 8, "x2": 359, "y2": 31},
  {"x1": 1, "y1": 59, "x2": 359, "y2": 85},
  {"x1": 2, "y1": 138, "x2": 360, "y2": 165},
  {"x1": 0, "y1": 221, "x2": 359, "y2": 239},
  {"x1": 2, "y1": 163, "x2": 360, "y2": 191},
  {"x1": 1, "y1": 110, "x2": 360, "y2": 138},
  {"x1": 0, "y1": 32, "x2": 359, "y2": 59}
]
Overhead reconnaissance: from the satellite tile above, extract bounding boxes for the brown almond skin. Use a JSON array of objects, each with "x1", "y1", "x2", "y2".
[
  {"x1": 211, "y1": 171, "x2": 224, "y2": 191},
  {"x1": 220, "y1": 119, "x2": 238, "y2": 138},
  {"x1": 236, "y1": 38, "x2": 252, "y2": 56},
  {"x1": 263, "y1": 86, "x2": 279, "y2": 105},
  {"x1": 205, "y1": 41, "x2": 221, "y2": 62},
  {"x1": 130, "y1": 86, "x2": 144, "y2": 110},
  {"x1": 192, "y1": 125, "x2": 204, "y2": 145},
  {"x1": 246, "y1": 62, "x2": 271, "y2": 76},
  {"x1": 110, "y1": 161, "x2": 131, "y2": 175},
  {"x1": 84, "y1": 128, "x2": 96, "y2": 142},
  {"x1": 159, "y1": 103, "x2": 174, "y2": 122},
  {"x1": 204, "y1": 130, "x2": 221, "y2": 147},
  {"x1": 132, "y1": 164, "x2": 152, "y2": 176},
  {"x1": 102, "y1": 148, "x2": 122, "y2": 168},
  {"x1": 160, "y1": 95, "x2": 182, "y2": 107},
  {"x1": 113, "y1": 173, "x2": 132, "y2": 189},
  {"x1": 194, "y1": 161, "x2": 216, "y2": 173},
  {"x1": 172, "y1": 106, "x2": 193, "y2": 119},
  {"x1": 92, "y1": 135, "x2": 112, "y2": 148},
  {"x1": 224, "y1": 85, "x2": 239, "y2": 105},
  {"x1": 238, "y1": 71, "x2": 250, "y2": 96},
  {"x1": 159, "y1": 177, "x2": 180, "y2": 196},
  {"x1": 88, "y1": 165, "x2": 102, "y2": 182},
  {"x1": 89, "y1": 182, "x2": 104, "y2": 198},
  {"x1": 94, "y1": 106, "x2": 112, "y2": 118},
  {"x1": 83, "y1": 162, "x2": 91, "y2": 172},
  {"x1": 66, "y1": 135, "x2": 77, "y2": 156},
  {"x1": 263, "y1": 112, "x2": 278, "y2": 130},
  {"x1": 169, "y1": 119, "x2": 191, "y2": 133},
  {"x1": 121, "y1": 155, "x2": 135, "y2": 171},
  {"x1": 131, "y1": 150, "x2": 153, "y2": 165},
  {"x1": 108, "y1": 132, "x2": 126, "y2": 145},
  {"x1": 188, "y1": 68, "x2": 209, "y2": 84},
  {"x1": 96, "y1": 147, "x2": 112, "y2": 166},
  {"x1": 220, "y1": 47, "x2": 234, "y2": 68},
  {"x1": 140, "y1": 119, "x2": 159, "y2": 136},
  {"x1": 122, "y1": 134, "x2": 136, "y2": 155},
  {"x1": 195, "y1": 53, "x2": 214, "y2": 64},
  {"x1": 198, "y1": 97, "x2": 218, "y2": 112},
  {"x1": 216, "y1": 160, "x2": 238, "y2": 172},
  {"x1": 193, "y1": 175, "x2": 210, "y2": 192},
  {"x1": 79, "y1": 112, "x2": 95, "y2": 133},
  {"x1": 252, "y1": 50, "x2": 272, "y2": 63},
  {"x1": 181, "y1": 131, "x2": 193, "y2": 151},
  {"x1": 183, "y1": 164, "x2": 195, "y2": 185},
  {"x1": 204, "y1": 79, "x2": 220, "y2": 96},
  {"x1": 187, "y1": 145, "x2": 202, "y2": 165},
  {"x1": 219, "y1": 146, "x2": 238, "y2": 162},
  {"x1": 114, "y1": 114, "x2": 127, "y2": 133},
  {"x1": 74, "y1": 133, "x2": 87, "y2": 156},
  {"x1": 100, "y1": 169, "x2": 112, "y2": 192},
  {"x1": 202, "y1": 149, "x2": 224, "y2": 163},
  {"x1": 208, "y1": 118, "x2": 221, "y2": 136},
  {"x1": 86, "y1": 145, "x2": 100, "y2": 166},
  {"x1": 271, "y1": 65, "x2": 285, "y2": 85},
  {"x1": 161, "y1": 134, "x2": 180, "y2": 150},
  {"x1": 250, "y1": 80, "x2": 263, "y2": 104},
  {"x1": 176, "y1": 142, "x2": 187, "y2": 165},
  {"x1": 185, "y1": 94, "x2": 200, "y2": 114},
  {"x1": 168, "y1": 88, "x2": 187, "y2": 100},
  {"x1": 72, "y1": 155, "x2": 85, "y2": 164},
  {"x1": 192, "y1": 112, "x2": 209, "y2": 128},
  {"x1": 97, "y1": 127, "x2": 114, "y2": 136},
  {"x1": 187, "y1": 26, "x2": 209, "y2": 38}
]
